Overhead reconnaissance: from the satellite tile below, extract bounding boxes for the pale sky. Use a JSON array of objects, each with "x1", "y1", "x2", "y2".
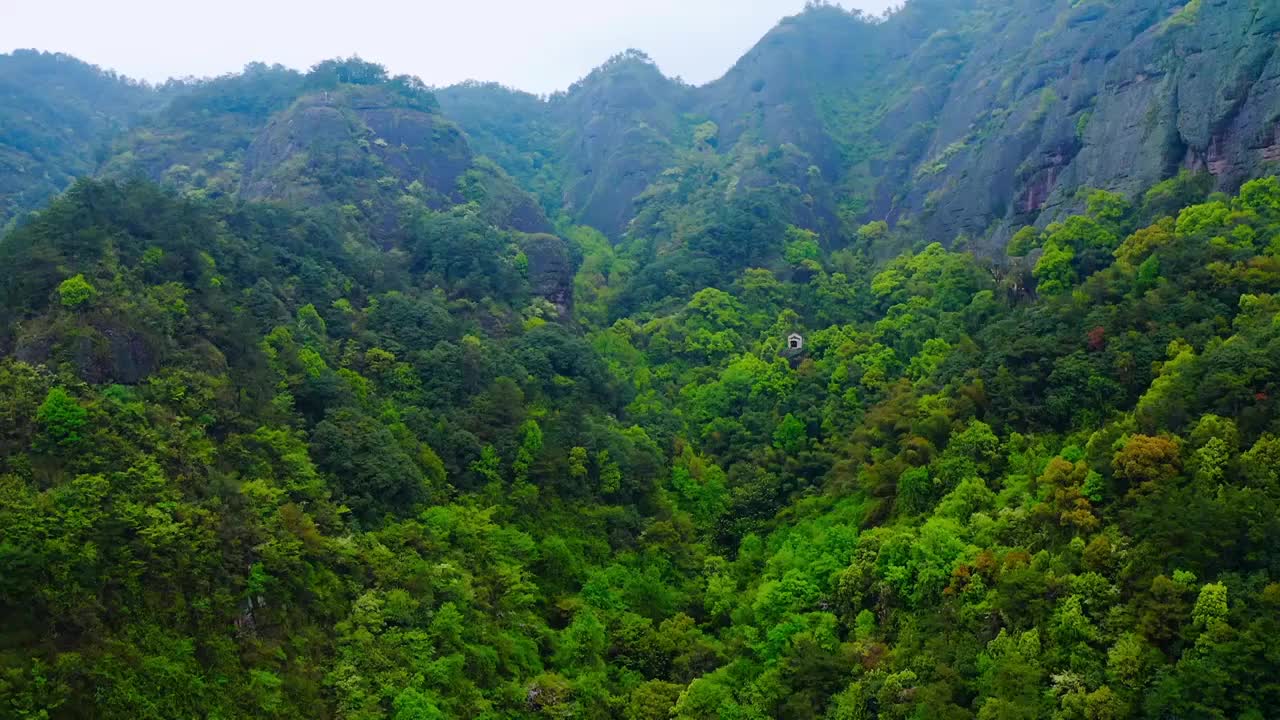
[{"x1": 0, "y1": 0, "x2": 897, "y2": 93}]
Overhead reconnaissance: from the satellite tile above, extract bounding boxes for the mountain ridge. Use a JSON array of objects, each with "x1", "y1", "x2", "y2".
[
  {"x1": 437, "y1": 0, "x2": 1280, "y2": 252},
  {"x1": 6, "y1": 1, "x2": 1277, "y2": 254}
]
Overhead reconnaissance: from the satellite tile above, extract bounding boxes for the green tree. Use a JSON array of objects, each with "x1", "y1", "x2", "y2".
[
  {"x1": 773, "y1": 413, "x2": 807, "y2": 454},
  {"x1": 1192, "y1": 582, "x2": 1228, "y2": 629},
  {"x1": 1033, "y1": 240, "x2": 1076, "y2": 295},
  {"x1": 310, "y1": 409, "x2": 428, "y2": 521},
  {"x1": 36, "y1": 387, "x2": 87, "y2": 447},
  {"x1": 57, "y1": 273, "x2": 97, "y2": 308}
]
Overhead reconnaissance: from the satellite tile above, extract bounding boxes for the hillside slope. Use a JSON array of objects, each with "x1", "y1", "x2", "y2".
[
  {"x1": 0, "y1": 50, "x2": 166, "y2": 229},
  {"x1": 3, "y1": 150, "x2": 1280, "y2": 720},
  {"x1": 439, "y1": 0, "x2": 1280, "y2": 253},
  {"x1": 2, "y1": 4, "x2": 1280, "y2": 718},
  {"x1": 5, "y1": 2, "x2": 1274, "y2": 253},
  {"x1": 100, "y1": 59, "x2": 552, "y2": 237}
]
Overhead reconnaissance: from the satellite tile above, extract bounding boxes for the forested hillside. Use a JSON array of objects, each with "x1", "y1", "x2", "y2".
[
  {"x1": 440, "y1": 0, "x2": 1280, "y2": 251},
  {"x1": 0, "y1": 50, "x2": 172, "y2": 231},
  {"x1": 3, "y1": 1, "x2": 1280, "y2": 718}
]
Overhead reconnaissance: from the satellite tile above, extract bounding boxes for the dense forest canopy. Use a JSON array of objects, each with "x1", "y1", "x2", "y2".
[{"x1": 2, "y1": 1, "x2": 1280, "y2": 718}]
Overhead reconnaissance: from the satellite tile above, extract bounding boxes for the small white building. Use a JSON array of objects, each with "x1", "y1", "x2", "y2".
[{"x1": 786, "y1": 333, "x2": 804, "y2": 351}]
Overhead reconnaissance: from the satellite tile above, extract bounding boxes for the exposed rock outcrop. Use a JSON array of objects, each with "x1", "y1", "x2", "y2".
[
  {"x1": 240, "y1": 84, "x2": 472, "y2": 208},
  {"x1": 518, "y1": 232, "x2": 576, "y2": 316},
  {"x1": 7, "y1": 1, "x2": 1280, "y2": 258},
  {"x1": 440, "y1": 0, "x2": 1280, "y2": 255}
]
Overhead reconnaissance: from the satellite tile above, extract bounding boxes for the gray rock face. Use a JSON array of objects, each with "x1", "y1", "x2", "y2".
[
  {"x1": 901, "y1": 0, "x2": 1177, "y2": 248},
  {"x1": 518, "y1": 233, "x2": 576, "y2": 316},
  {"x1": 440, "y1": 0, "x2": 1280, "y2": 255},
  {"x1": 1037, "y1": 0, "x2": 1280, "y2": 232},
  {"x1": 240, "y1": 85, "x2": 473, "y2": 207},
  {"x1": 768, "y1": 0, "x2": 1280, "y2": 251},
  {"x1": 9, "y1": 2, "x2": 1277, "y2": 259}
]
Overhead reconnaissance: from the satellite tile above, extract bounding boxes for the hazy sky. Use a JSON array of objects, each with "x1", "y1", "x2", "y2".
[{"x1": 1, "y1": 0, "x2": 897, "y2": 93}]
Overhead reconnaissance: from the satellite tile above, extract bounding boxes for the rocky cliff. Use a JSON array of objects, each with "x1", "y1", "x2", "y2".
[
  {"x1": 240, "y1": 84, "x2": 471, "y2": 208},
  {"x1": 88, "y1": 61, "x2": 570, "y2": 310},
  {"x1": 439, "y1": 0, "x2": 1280, "y2": 254},
  {"x1": 4, "y1": 1, "x2": 1279, "y2": 258},
  {"x1": 908, "y1": 0, "x2": 1280, "y2": 252},
  {"x1": 1043, "y1": 0, "x2": 1280, "y2": 220}
]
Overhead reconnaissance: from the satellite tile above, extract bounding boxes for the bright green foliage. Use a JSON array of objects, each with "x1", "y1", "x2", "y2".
[
  {"x1": 1007, "y1": 226, "x2": 1040, "y2": 257},
  {"x1": 57, "y1": 273, "x2": 96, "y2": 308},
  {"x1": 773, "y1": 413, "x2": 807, "y2": 454},
  {"x1": 2, "y1": 79, "x2": 1280, "y2": 720},
  {"x1": 1034, "y1": 239, "x2": 1076, "y2": 295},
  {"x1": 36, "y1": 387, "x2": 87, "y2": 446},
  {"x1": 513, "y1": 419, "x2": 543, "y2": 484},
  {"x1": 784, "y1": 226, "x2": 823, "y2": 267},
  {"x1": 1192, "y1": 583, "x2": 1228, "y2": 628}
]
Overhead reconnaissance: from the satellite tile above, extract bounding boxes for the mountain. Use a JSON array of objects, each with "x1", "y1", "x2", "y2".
[
  {"x1": 5, "y1": 2, "x2": 1277, "y2": 252},
  {"x1": 0, "y1": 50, "x2": 168, "y2": 229},
  {"x1": 99, "y1": 58, "x2": 552, "y2": 236},
  {"x1": 438, "y1": 50, "x2": 698, "y2": 238},
  {"x1": 439, "y1": 0, "x2": 1280, "y2": 253},
  {"x1": 3, "y1": 2, "x2": 1280, "y2": 718},
  {"x1": 97, "y1": 62, "x2": 307, "y2": 201}
]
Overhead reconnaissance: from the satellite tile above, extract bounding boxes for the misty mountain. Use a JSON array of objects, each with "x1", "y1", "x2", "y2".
[
  {"x1": 440, "y1": 0, "x2": 1279, "y2": 251},
  {"x1": 0, "y1": 50, "x2": 170, "y2": 229},
  {"x1": 4, "y1": 1, "x2": 1277, "y2": 253}
]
